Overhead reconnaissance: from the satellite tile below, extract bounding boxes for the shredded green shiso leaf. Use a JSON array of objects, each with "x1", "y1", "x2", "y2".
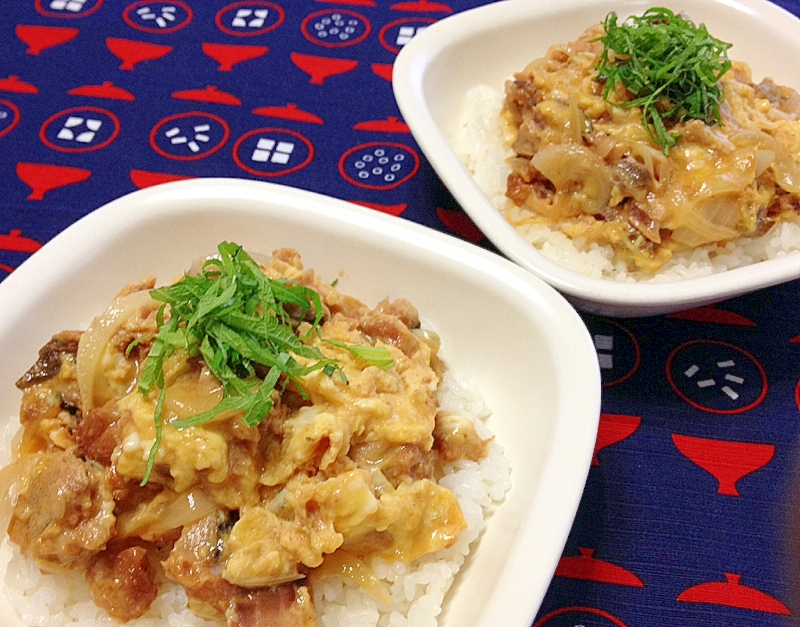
[
  {"x1": 134, "y1": 242, "x2": 394, "y2": 485},
  {"x1": 594, "y1": 7, "x2": 733, "y2": 153}
]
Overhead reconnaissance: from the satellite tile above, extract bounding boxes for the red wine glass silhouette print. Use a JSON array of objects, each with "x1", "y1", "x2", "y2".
[{"x1": 672, "y1": 434, "x2": 774, "y2": 497}]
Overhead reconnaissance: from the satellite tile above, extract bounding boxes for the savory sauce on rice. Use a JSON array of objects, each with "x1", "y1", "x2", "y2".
[
  {"x1": 457, "y1": 11, "x2": 800, "y2": 279},
  {"x1": 1, "y1": 245, "x2": 509, "y2": 627}
]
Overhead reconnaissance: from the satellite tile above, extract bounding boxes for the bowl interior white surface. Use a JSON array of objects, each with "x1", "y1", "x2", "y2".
[
  {"x1": 393, "y1": 0, "x2": 800, "y2": 317},
  {"x1": 0, "y1": 179, "x2": 601, "y2": 627}
]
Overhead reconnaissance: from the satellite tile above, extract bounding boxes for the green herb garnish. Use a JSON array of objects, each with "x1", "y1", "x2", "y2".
[
  {"x1": 135, "y1": 242, "x2": 393, "y2": 485},
  {"x1": 325, "y1": 339, "x2": 396, "y2": 370},
  {"x1": 594, "y1": 7, "x2": 732, "y2": 153}
]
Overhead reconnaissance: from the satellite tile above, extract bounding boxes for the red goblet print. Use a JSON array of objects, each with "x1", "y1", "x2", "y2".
[
  {"x1": 593, "y1": 414, "x2": 641, "y2": 466},
  {"x1": 202, "y1": 43, "x2": 268, "y2": 71},
  {"x1": 672, "y1": 434, "x2": 774, "y2": 497},
  {"x1": 16, "y1": 163, "x2": 92, "y2": 200},
  {"x1": 290, "y1": 53, "x2": 358, "y2": 85},
  {"x1": 106, "y1": 38, "x2": 173, "y2": 70},
  {"x1": 16, "y1": 25, "x2": 79, "y2": 55}
]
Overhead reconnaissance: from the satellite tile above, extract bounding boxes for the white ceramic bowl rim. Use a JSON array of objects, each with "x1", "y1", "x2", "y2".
[
  {"x1": 393, "y1": 0, "x2": 800, "y2": 316},
  {"x1": 0, "y1": 178, "x2": 602, "y2": 627}
]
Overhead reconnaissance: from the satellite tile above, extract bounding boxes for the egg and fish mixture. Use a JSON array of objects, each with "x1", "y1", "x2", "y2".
[
  {"x1": 502, "y1": 9, "x2": 800, "y2": 273},
  {"x1": 3, "y1": 245, "x2": 490, "y2": 626}
]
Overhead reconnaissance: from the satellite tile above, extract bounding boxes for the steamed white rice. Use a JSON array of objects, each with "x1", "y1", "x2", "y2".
[
  {"x1": 0, "y1": 371, "x2": 511, "y2": 627},
  {"x1": 454, "y1": 84, "x2": 800, "y2": 282}
]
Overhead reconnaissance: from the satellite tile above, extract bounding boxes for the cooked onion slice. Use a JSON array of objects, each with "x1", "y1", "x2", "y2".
[
  {"x1": 671, "y1": 195, "x2": 742, "y2": 246},
  {"x1": 308, "y1": 550, "x2": 392, "y2": 605},
  {"x1": 117, "y1": 489, "x2": 217, "y2": 539},
  {"x1": 151, "y1": 489, "x2": 217, "y2": 536},
  {"x1": 732, "y1": 130, "x2": 800, "y2": 193},
  {"x1": 773, "y1": 154, "x2": 800, "y2": 194},
  {"x1": 532, "y1": 144, "x2": 613, "y2": 216},
  {"x1": 77, "y1": 290, "x2": 155, "y2": 413},
  {"x1": 755, "y1": 149, "x2": 776, "y2": 177}
]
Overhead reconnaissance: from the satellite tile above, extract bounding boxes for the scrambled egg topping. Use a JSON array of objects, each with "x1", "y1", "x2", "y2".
[
  {"x1": 503, "y1": 23, "x2": 800, "y2": 272},
  {"x1": 6, "y1": 248, "x2": 489, "y2": 624}
]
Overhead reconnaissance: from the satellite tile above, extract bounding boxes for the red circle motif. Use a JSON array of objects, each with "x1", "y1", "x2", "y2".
[
  {"x1": 665, "y1": 339, "x2": 768, "y2": 415},
  {"x1": 149, "y1": 112, "x2": 230, "y2": 162},
  {"x1": 123, "y1": 0, "x2": 193, "y2": 34},
  {"x1": 301, "y1": 9, "x2": 371, "y2": 48},
  {"x1": 378, "y1": 17, "x2": 435, "y2": 54},
  {"x1": 0, "y1": 100, "x2": 21, "y2": 139},
  {"x1": 39, "y1": 106, "x2": 120, "y2": 154},
  {"x1": 534, "y1": 606, "x2": 630, "y2": 627},
  {"x1": 215, "y1": 1, "x2": 286, "y2": 37},
  {"x1": 36, "y1": 0, "x2": 104, "y2": 18},
  {"x1": 338, "y1": 142, "x2": 420, "y2": 191},
  {"x1": 232, "y1": 128, "x2": 314, "y2": 177}
]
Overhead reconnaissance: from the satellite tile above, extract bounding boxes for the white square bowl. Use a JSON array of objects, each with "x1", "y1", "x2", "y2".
[
  {"x1": 393, "y1": 0, "x2": 800, "y2": 317},
  {"x1": 0, "y1": 179, "x2": 601, "y2": 627}
]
